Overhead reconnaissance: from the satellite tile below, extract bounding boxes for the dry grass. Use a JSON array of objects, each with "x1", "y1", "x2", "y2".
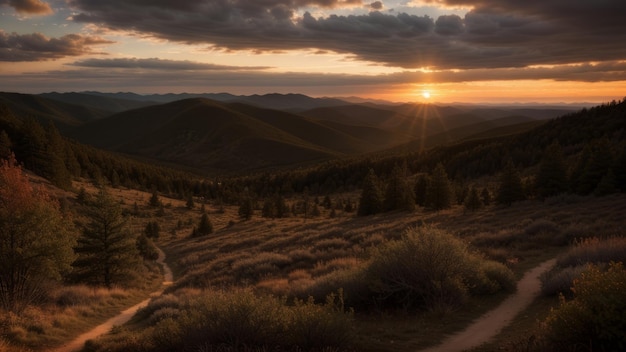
[
  {"x1": 0, "y1": 283, "x2": 159, "y2": 351},
  {"x1": 14, "y1": 175, "x2": 626, "y2": 352}
]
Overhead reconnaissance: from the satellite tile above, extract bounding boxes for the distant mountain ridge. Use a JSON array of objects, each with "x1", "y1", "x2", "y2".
[
  {"x1": 78, "y1": 91, "x2": 349, "y2": 111},
  {"x1": 0, "y1": 90, "x2": 581, "y2": 173}
]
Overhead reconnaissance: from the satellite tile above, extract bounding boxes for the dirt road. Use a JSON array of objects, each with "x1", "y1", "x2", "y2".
[
  {"x1": 419, "y1": 258, "x2": 556, "y2": 352},
  {"x1": 52, "y1": 247, "x2": 173, "y2": 352}
]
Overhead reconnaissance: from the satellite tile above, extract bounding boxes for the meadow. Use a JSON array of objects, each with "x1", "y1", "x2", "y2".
[{"x1": 79, "y1": 183, "x2": 626, "y2": 351}]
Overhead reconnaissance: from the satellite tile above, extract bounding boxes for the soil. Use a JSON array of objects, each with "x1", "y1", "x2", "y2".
[
  {"x1": 51, "y1": 247, "x2": 173, "y2": 352},
  {"x1": 419, "y1": 258, "x2": 557, "y2": 352}
]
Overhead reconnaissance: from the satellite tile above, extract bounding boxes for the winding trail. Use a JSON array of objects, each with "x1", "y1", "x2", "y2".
[
  {"x1": 52, "y1": 247, "x2": 173, "y2": 352},
  {"x1": 419, "y1": 258, "x2": 556, "y2": 352}
]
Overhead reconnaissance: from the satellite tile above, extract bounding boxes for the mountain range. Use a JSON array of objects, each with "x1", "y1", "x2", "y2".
[{"x1": 0, "y1": 91, "x2": 578, "y2": 173}]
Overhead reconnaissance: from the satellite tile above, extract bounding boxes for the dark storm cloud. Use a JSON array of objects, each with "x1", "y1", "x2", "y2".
[
  {"x1": 63, "y1": 0, "x2": 626, "y2": 70},
  {"x1": 0, "y1": 31, "x2": 113, "y2": 61},
  {"x1": 70, "y1": 57, "x2": 271, "y2": 71},
  {"x1": 0, "y1": 0, "x2": 52, "y2": 14}
]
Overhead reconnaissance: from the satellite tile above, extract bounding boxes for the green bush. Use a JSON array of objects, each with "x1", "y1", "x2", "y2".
[
  {"x1": 542, "y1": 262, "x2": 626, "y2": 351},
  {"x1": 363, "y1": 226, "x2": 515, "y2": 311}
]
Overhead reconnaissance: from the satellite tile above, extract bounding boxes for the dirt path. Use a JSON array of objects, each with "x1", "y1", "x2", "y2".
[
  {"x1": 51, "y1": 247, "x2": 173, "y2": 352},
  {"x1": 419, "y1": 258, "x2": 556, "y2": 352}
]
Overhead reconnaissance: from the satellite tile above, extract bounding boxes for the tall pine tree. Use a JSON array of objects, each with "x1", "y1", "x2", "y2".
[
  {"x1": 384, "y1": 164, "x2": 415, "y2": 212},
  {"x1": 73, "y1": 188, "x2": 141, "y2": 288},
  {"x1": 535, "y1": 142, "x2": 568, "y2": 198},
  {"x1": 497, "y1": 160, "x2": 525, "y2": 206},
  {"x1": 426, "y1": 163, "x2": 453, "y2": 210},
  {"x1": 358, "y1": 169, "x2": 383, "y2": 216}
]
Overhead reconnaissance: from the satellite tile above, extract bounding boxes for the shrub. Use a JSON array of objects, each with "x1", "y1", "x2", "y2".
[
  {"x1": 524, "y1": 219, "x2": 559, "y2": 236},
  {"x1": 541, "y1": 262, "x2": 626, "y2": 351},
  {"x1": 557, "y1": 236, "x2": 626, "y2": 268},
  {"x1": 540, "y1": 265, "x2": 587, "y2": 296},
  {"x1": 363, "y1": 226, "x2": 515, "y2": 311},
  {"x1": 121, "y1": 289, "x2": 356, "y2": 352}
]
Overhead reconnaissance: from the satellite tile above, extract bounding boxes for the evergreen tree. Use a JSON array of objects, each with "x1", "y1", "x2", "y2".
[
  {"x1": 186, "y1": 194, "x2": 195, "y2": 209},
  {"x1": 572, "y1": 139, "x2": 614, "y2": 195},
  {"x1": 136, "y1": 235, "x2": 159, "y2": 261},
  {"x1": 594, "y1": 169, "x2": 618, "y2": 196},
  {"x1": 464, "y1": 187, "x2": 483, "y2": 211},
  {"x1": 426, "y1": 163, "x2": 453, "y2": 210},
  {"x1": 481, "y1": 187, "x2": 491, "y2": 206},
  {"x1": 0, "y1": 156, "x2": 76, "y2": 310},
  {"x1": 497, "y1": 160, "x2": 525, "y2": 206},
  {"x1": 76, "y1": 186, "x2": 89, "y2": 205},
  {"x1": 149, "y1": 190, "x2": 161, "y2": 207},
  {"x1": 535, "y1": 142, "x2": 568, "y2": 198},
  {"x1": 322, "y1": 195, "x2": 332, "y2": 209},
  {"x1": 262, "y1": 198, "x2": 276, "y2": 218},
  {"x1": 274, "y1": 195, "x2": 289, "y2": 218},
  {"x1": 195, "y1": 212, "x2": 213, "y2": 236},
  {"x1": 615, "y1": 147, "x2": 626, "y2": 192},
  {"x1": 384, "y1": 164, "x2": 415, "y2": 212},
  {"x1": 238, "y1": 197, "x2": 254, "y2": 220},
  {"x1": 144, "y1": 221, "x2": 160, "y2": 239},
  {"x1": 357, "y1": 169, "x2": 383, "y2": 216},
  {"x1": 73, "y1": 188, "x2": 141, "y2": 288},
  {"x1": 414, "y1": 174, "x2": 429, "y2": 207},
  {"x1": 44, "y1": 122, "x2": 72, "y2": 189},
  {"x1": 0, "y1": 130, "x2": 12, "y2": 159}
]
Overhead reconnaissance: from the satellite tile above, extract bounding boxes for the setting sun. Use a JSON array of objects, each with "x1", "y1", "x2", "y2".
[{"x1": 422, "y1": 91, "x2": 431, "y2": 99}]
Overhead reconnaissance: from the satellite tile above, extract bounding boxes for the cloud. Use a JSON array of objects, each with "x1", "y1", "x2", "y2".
[
  {"x1": 62, "y1": 0, "x2": 626, "y2": 69},
  {"x1": 0, "y1": 0, "x2": 52, "y2": 14},
  {"x1": 70, "y1": 57, "x2": 271, "y2": 71},
  {"x1": 64, "y1": 0, "x2": 626, "y2": 72},
  {"x1": 369, "y1": 1, "x2": 383, "y2": 10},
  {"x1": 4, "y1": 61, "x2": 626, "y2": 97},
  {"x1": 0, "y1": 31, "x2": 113, "y2": 61}
]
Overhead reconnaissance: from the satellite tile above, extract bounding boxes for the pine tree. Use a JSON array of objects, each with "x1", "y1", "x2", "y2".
[
  {"x1": 262, "y1": 198, "x2": 276, "y2": 218},
  {"x1": 238, "y1": 197, "x2": 254, "y2": 220},
  {"x1": 195, "y1": 212, "x2": 213, "y2": 236},
  {"x1": 274, "y1": 195, "x2": 289, "y2": 218},
  {"x1": 426, "y1": 163, "x2": 453, "y2": 210},
  {"x1": 136, "y1": 235, "x2": 159, "y2": 261},
  {"x1": 615, "y1": 147, "x2": 626, "y2": 192},
  {"x1": 357, "y1": 169, "x2": 383, "y2": 216},
  {"x1": 186, "y1": 195, "x2": 195, "y2": 209},
  {"x1": 497, "y1": 160, "x2": 525, "y2": 206},
  {"x1": 44, "y1": 122, "x2": 72, "y2": 189},
  {"x1": 481, "y1": 187, "x2": 491, "y2": 206},
  {"x1": 464, "y1": 187, "x2": 483, "y2": 211},
  {"x1": 144, "y1": 221, "x2": 160, "y2": 239},
  {"x1": 73, "y1": 188, "x2": 141, "y2": 288},
  {"x1": 149, "y1": 190, "x2": 161, "y2": 207},
  {"x1": 0, "y1": 130, "x2": 12, "y2": 159},
  {"x1": 414, "y1": 174, "x2": 429, "y2": 207},
  {"x1": 594, "y1": 169, "x2": 618, "y2": 196},
  {"x1": 384, "y1": 164, "x2": 415, "y2": 212},
  {"x1": 572, "y1": 139, "x2": 614, "y2": 195},
  {"x1": 535, "y1": 142, "x2": 568, "y2": 198}
]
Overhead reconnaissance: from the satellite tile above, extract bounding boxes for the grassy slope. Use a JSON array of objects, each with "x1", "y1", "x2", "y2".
[{"x1": 157, "y1": 191, "x2": 626, "y2": 351}]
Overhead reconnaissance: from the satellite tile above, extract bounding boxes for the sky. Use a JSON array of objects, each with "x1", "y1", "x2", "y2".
[{"x1": 1, "y1": 0, "x2": 625, "y2": 103}]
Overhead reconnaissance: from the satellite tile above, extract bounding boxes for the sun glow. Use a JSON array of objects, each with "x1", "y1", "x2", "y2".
[{"x1": 422, "y1": 90, "x2": 431, "y2": 99}]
